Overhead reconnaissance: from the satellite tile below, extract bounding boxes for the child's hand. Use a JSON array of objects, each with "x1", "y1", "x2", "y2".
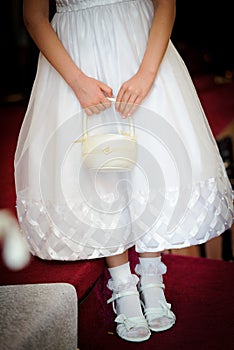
[
  {"x1": 116, "y1": 70, "x2": 155, "y2": 118},
  {"x1": 72, "y1": 74, "x2": 113, "y2": 115}
]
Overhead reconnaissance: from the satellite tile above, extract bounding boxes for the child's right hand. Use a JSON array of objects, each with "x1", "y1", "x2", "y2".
[{"x1": 72, "y1": 73, "x2": 113, "y2": 115}]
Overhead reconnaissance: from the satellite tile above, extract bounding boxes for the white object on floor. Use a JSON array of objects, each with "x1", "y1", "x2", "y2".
[{"x1": 0, "y1": 209, "x2": 30, "y2": 270}]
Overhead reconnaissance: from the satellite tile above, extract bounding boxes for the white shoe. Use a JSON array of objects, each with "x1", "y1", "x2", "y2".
[
  {"x1": 138, "y1": 281, "x2": 176, "y2": 332},
  {"x1": 107, "y1": 275, "x2": 151, "y2": 342}
]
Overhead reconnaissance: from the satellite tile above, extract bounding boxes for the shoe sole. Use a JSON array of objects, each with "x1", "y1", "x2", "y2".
[
  {"x1": 117, "y1": 331, "x2": 151, "y2": 342},
  {"x1": 149, "y1": 320, "x2": 176, "y2": 332}
]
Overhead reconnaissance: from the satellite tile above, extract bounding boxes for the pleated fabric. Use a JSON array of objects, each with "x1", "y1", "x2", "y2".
[{"x1": 14, "y1": 0, "x2": 234, "y2": 260}]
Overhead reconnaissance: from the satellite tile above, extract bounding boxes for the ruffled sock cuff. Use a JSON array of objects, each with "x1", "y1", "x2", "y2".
[
  {"x1": 135, "y1": 257, "x2": 167, "y2": 276},
  {"x1": 107, "y1": 274, "x2": 139, "y2": 292}
]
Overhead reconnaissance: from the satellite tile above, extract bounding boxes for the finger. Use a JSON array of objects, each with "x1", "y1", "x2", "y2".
[
  {"x1": 99, "y1": 82, "x2": 113, "y2": 98},
  {"x1": 100, "y1": 97, "x2": 112, "y2": 109},
  {"x1": 124, "y1": 94, "x2": 142, "y2": 116},
  {"x1": 96, "y1": 102, "x2": 107, "y2": 112},
  {"x1": 85, "y1": 99, "x2": 111, "y2": 116},
  {"x1": 116, "y1": 91, "x2": 131, "y2": 116},
  {"x1": 121, "y1": 95, "x2": 139, "y2": 117},
  {"x1": 126, "y1": 101, "x2": 139, "y2": 116},
  {"x1": 89, "y1": 105, "x2": 102, "y2": 115},
  {"x1": 119, "y1": 93, "x2": 137, "y2": 118},
  {"x1": 115, "y1": 89, "x2": 125, "y2": 112},
  {"x1": 84, "y1": 108, "x2": 93, "y2": 116}
]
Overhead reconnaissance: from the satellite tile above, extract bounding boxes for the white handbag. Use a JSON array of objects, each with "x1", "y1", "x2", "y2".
[{"x1": 75, "y1": 98, "x2": 137, "y2": 172}]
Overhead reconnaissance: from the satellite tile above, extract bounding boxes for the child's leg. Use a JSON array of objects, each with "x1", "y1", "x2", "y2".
[
  {"x1": 136, "y1": 251, "x2": 176, "y2": 332},
  {"x1": 106, "y1": 251, "x2": 150, "y2": 342},
  {"x1": 106, "y1": 250, "x2": 128, "y2": 267}
]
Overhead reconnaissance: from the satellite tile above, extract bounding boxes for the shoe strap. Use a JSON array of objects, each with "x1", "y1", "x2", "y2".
[
  {"x1": 107, "y1": 289, "x2": 139, "y2": 304},
  {"x1": 115, "y1": 314, "x2": 148, "y2": 330},
  {"x1": 143, "y1": 301, "x2": 176, "y2": 320},
  {"x1": 107, "y1": 290, "x2": 139, "y2": 314},
  {"x1": 138, "y1": 282, "x2": 165, "y2": 292}
]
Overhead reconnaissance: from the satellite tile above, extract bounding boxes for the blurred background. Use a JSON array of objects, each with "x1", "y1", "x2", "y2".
[
  {"x1": 0, "y1": 0, "x2": 233, "y2": 261},
  {"x1": 0, "y1": 0, "x2": 233, "y2": 101}
]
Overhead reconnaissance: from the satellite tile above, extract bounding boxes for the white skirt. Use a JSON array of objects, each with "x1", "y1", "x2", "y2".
[{"x1": 14, "y1": 0, "x2": 234, "y2": 260}]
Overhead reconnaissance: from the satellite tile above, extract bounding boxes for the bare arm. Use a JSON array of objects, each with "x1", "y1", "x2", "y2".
[
  {"x1": 116, "y1": 0, "x2": 176, "y2": 116},
  {"x1": 23, "y1": 0, "x2": 113, "y2": 114}
]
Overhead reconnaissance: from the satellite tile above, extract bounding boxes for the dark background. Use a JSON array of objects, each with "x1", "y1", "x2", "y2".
[{"x1": 0, "y1": 0, "x2": 233, "y2": 101}]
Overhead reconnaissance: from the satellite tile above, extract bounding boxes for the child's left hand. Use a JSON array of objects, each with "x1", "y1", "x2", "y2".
[{"x1": 115, "y1": 70, "x2": 156, "y2": 117}]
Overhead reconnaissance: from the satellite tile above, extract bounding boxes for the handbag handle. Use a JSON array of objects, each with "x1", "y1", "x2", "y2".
[{"x1": 82, "y1": 97, "x2": 135, "y2": 140}]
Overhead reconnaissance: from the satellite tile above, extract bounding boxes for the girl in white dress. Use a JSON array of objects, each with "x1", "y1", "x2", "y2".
[{"x1": 15, "y1": 0, "x2": 234, "y2": 342}]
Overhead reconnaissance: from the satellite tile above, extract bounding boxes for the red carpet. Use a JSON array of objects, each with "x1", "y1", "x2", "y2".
[
  {"x1": 193, "y1": 74, "x2": 234, "y2": 136},
  {"x1": 79, "y1": 253, "x2": 234, "y2": 350},
  {"x1": 0, "y1": 250, "x2": 104, "y2": 300},
  {"x1": 0, "y1": 103, "x2": 25, "y2": 212}
]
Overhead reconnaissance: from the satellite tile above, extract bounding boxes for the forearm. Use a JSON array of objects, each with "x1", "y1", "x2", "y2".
[
  {"x1": 23, "y1": 0, "x2": 84, "y2": 89},
  {"x1": 138, "y1": 0, "x2": 176, "y2": 77}
]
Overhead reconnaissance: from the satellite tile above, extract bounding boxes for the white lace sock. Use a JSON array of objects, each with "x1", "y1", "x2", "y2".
[
  {"x1": 136, "y1": 256, "x2": 175, "y2": 331},
  {"x1": 108, "y1": 262, "x2": 144, "y2": 318},
  {"x1": 107, "y1": 262, "x2": 149, "y2": 340},
  {"x1": 137, "y1": 257, "x2": 167, "y2": 308}
]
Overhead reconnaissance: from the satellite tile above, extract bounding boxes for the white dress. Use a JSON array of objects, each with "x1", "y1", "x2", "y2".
[{"x1": 14, "y1": 0, "x2": 234, "y2": 260}]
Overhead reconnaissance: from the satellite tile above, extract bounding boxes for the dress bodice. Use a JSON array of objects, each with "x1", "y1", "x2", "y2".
[{"x1": 55, "y1": 0, "x2": 134, "y2": 12}]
